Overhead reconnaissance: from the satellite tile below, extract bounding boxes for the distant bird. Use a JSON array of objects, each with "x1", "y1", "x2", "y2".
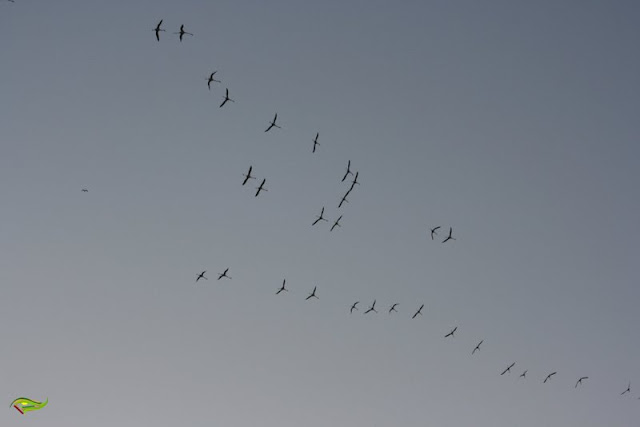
[
  {"x1": 543, "y1": 372, "x2": 557, "y2": 383},
  {"x1": 81, "y1": 188, "x2": 88, "y2": 192},
  {"x1": 349, "y1": 171, "x2": 360, "y2": 190},
  {"x1": 472, "y1": 340, "x2": 483, "y2": 355},
  {"x1": 312, "y1": 207, "x2": 329, "y2": 226},
  {"x1": 174, "y1": 24, "x2": 193, "y2": 41},
  {"x1": 196, "y1": 271, "x2": 207, "y2": 282},
  {"x1": 207, "y1": 71, "x2": 221, "y2": 89},
  {"x1": 330, "y1": 215, "x2": 342, "y2": 231},
  {"x1": 364, "y1": 300, "x2": 378, "y2": 314},
  {"x1": 338, "y1": 190, "x2": 350, "y2": 208},
  {"x1": 153, "y1": 20, "x2": 165, "y2": 41},
  {"x1": 444, "y1": 326, "x2": 457, "y2": 338},
  {"x1": 412, "y1": 304, "x2": 424, "y2": 319},
  {"x1": 255, "y1": 178, "x2": 267, "y2": 197},
  {"x1": 389, "y1": 303, "x2": 399, "y2": 314},
  {"x1": 306, "y1": 286, "x2": 319, "y2": 300},
  {"x1": 430, "y1": 226, "x2": 440, "y2": 240},
  {"x1": 621, "y1": 382, "x2": 631, "y2": 395},
  {"x1": 442, "y1": 227, "x2": 456, "y2": 243},
  {"x1": 350, "y1": 301, "x2": 359, "y2": 313},
  {"x1": 501, "y1": 362, "x2": 516, "y2": 375},
  {"x1": 217, "y1": 268, "x2": 231, "y2": 280},
  {"x1": 264, "y1": 113, "x2": 281, "y2": 132},
  {"x1": 276, "y1": 279, "x2": 288, "y2": 295},
  {"x1": 219, "y1": 88, "x2": 234, "y2": 108},
  {"x1": 341, "y1": 160, "x2": 353, "y2": 182},
  {"x1": 242, "y1": 166, "x2": 255, "y2": 185},
  {"x1": 519, "y1": 370, "x2": 528, "y2": 378},
  {"x1": 575, "y1": 377, "x2": 588, "y2": 388},
  {"x1": 312, "y1": 133, "x2": 320, "y2": 153}
]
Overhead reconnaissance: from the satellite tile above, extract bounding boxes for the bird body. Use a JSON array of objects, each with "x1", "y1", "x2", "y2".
[
  {"x1": 330, "y1": 215, "x2": 342, "y2": 231},
  {"x1": 364, "y1": 300, "x2": 378, "y2": 314},
  {"x1": 242, "y1": 166, "x2": 255, "y2": 185},
  {"x1": 207, "y1": 71, "x2": 221, "y2": 89},
  {"x1": 350, "y1": 301, "x2": 359, "y2": 313},
  {"x1": 196, "y1": 271, "x2": 208, "y2": 282},
  {"x1": 543, "y1": 372, "x2": 557, "y2": 383},
  {"x1": 412, "y1": 304, "x2": 424, "y2": 319},
  {"x1": 306, "y1": 286, "x2": 318, "y2": 300},
  {"x1": 472, "y1": 340, "x2": 483, "y2": 354},
  {"x1": 220, "y1": 88, "x2": 234, "y2": 108},
  {"x1": 276, "y1": 280, "x2": 288, "y2": 295},
  {"x1": 312, "y1": 133, "x2": 319, "y2": 153},
  {"x1": 153, "y1": 20, "x2": 165, "y2": 41},
  {"x1": 389, "y1": 303, "x2": 399, "y2": 313},
  {"x1": 174, "y1": 24, "x2": 193, "y2": 41},
  {"x1": 501, "y1": 362, "x2": 516, "y2": 375},
  {"x1": 265, "y1": 113, "x2": 281, "y2": 132},
  {"x1": 217, "y1": 268, "x2": 231, "y2": 280},
  {"x1": 444, "y1": 326, "x2": 458, "y2": 338},
  {"x1": 312, "y1": 207, "x2": 328, "y2": 226},
  {"x1": 442, "y1": 227, "x2": 456, "y2": 243},
  {"x1": 255, "y1": 179, "x2": 267, "y2": 197}
]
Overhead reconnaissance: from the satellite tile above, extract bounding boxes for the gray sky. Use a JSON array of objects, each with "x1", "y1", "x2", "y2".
[{"x1": 1, "y1": 0, "x2": 639, "y2": 426}]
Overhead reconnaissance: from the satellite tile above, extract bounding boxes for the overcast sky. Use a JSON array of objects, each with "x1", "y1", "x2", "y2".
[{"x1": 1, "y1": 1, "x2": 639, "y2": 426}]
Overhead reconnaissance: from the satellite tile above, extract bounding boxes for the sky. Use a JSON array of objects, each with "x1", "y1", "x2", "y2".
[{"x1": 1, "y1": 0, "x2": 639, "y2": 426}]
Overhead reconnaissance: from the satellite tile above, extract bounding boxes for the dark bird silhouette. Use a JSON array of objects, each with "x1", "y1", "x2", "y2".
[
  {"x1": 430, "y1": 226, "x2": 441, "y2": 240},
  {"x1": 364, "y1": 300, "x2": 378, "y2": 314},
  {"x1": 330, "y1": 215, "x2": 342, "y2": 231},
  {"x1": 306, "y1": 286, "x2": 318, "y2": 300},
  {"x1": 217, "y1": 268, "x2": 231, "y2": 280},
  {"x1": 543, "y1": 372, "x2": 557, "y2": 383},
  {"x1": 501, "y1": 362, "x2": 516, "y2": 375},
  {"x1": 444, "y1": 326, "x2": 457, "y2": 338},
  {"x1": 520, "y1": 370, "x2": 528, "y2": 378},
  {"x1": 207, "y1": 71, "x2": 221, "y2": 90},
  {"x1": 442, "y1": 227, "x2": 456, "y2": 243},
  {"x1": 312, "y1": 133, "x2": 319, "y2": 153},
  {"x1": 341, "y1": 160, "x2": 353, "y2": 182},
  {"x1": 242, "y1": 166, "x2": 255, "y2": 185},
  {"x1": 255, "y1": 178, "x2": 267, "y2": 197},
  {"x1": 389, "y1": 303, "x2": 399, "y2": 314},
  {"x1": 350, "y1": 301, "x2": 359, "y2": 313},
  {"x1": 196, "y1": 271, "x2": 207, "y2": 282},
  {"x1": 575, "y1": 377, "x2": 588, "y2": 388},
  {"x1": 174, "y1": 24, "x2": 193, "y2": 41},
  {"x1": 276, "y1": 279, "x2": 288, "y2": 295},
  {"x1": 621, "y1": 382, "x2": 631, "y2": 395},
  {"x1": 264, "y1": 113, "x2": 281, "y2": 132},
  {"x1": 220, "y1": 88, "x2": 234, "y2": 108},
  {"x1": 472, "y1": 340, "x2": 483, "y2": 355},
  {"x1": 153, "y1": 20, "x2": 165, "y2": 41},
  {"x1": 81, "y1": 188, "x2": 88, "y2": 192},
  {"x1": 412, "y1": 304, "x2": 424, "y2": 319},
  {"x1": 349, "y1": 171, "x2": 360, "y2": 190},
  {"x1": 338, "y1": 190, "x2": 350, "y2": 208},
  {"x1": 312, "y1": 207, "x2": 328, "y2": 226}
]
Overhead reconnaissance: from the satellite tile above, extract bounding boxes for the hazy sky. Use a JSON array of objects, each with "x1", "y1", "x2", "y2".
[{"x1": 1, "y1": 1, "x2": 639, "y2": 426}]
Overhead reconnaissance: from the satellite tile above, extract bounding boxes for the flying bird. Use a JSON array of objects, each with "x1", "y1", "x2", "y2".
[
  {"x1": 350, "y1": 301, "x2": 359, "y2": 313},
  {"x1": 543, "y1": 372, "x2": 557, "y2": 383},
  {"x1": 207, "y1": 71, "x2": 221, "y2": 89},
  {"x1": 501, "y1": 363, "x2": 516, "y2": 375},
  {"x1": 174, "y1": 24, "x2": 193, "y2": 41},
  {"x1": 341, "y1": 160, "x2": 353, "y2": 182},
  {"x1": 330, "y1": 215, "x2": 342, "y2": 231},
  {"x1": 621, "y1": 382, "x2": 631, "y2": 395},
  {"x1": 430, "y1": 226, "x2": 440, "y2": 240},
  {"x1": 389, "y1": 303, "x2": 399, "y2": 313},
  {"x1": 312, "y1": 207, "x2": 328, "y2": 226},
  {"x1": 81, "y1": 188, "x2": 88, "y2": 192},
  {"x1": 412, "y1": 304, "x2": 424, "y2": 319},
  {"x1": 264, "y1": 113, "x2": 281, "y2": 132},
  {"x1": 255, "y1": 178, "x2": 267, "y2": 197},
  {"x1": 306, "y1": 286, "x2": 319, "y2": 300},
  {"x1": 444, "y1": 326, "x2": 457, "y2": 338},
  {"x1": 442, "y1": 227, "x2": 456, "y2": 243},
  {"x1": 242, "y1": 166, "x2": 255, "y2": 185},
  {"x1": 472, "y1": 340, "x2": 483, "y2": 355},
  {"x1": 364, "y1": 300, "x2": 378, "y2": 314},
  {"x1": 519, "y1": 370, "x2": 528, "y2": 378},
  {"x1": 196, "y1": 271, "x2": 207, "y2": 282},
  {"x1": 349, "y1": 171, "x2": 360, "y2": 190},
  {"x1": 312, "y1": 133, "x2": 319, "y2": 153},
  {"x1": 219, "y1": 88, "x2": 234, "y2": 108},
  {"x1": 276, "y1": 279, "x2": 288, "y2": 295},
  {"x1": 338, "y1": 190, "x2": 350, "y2": 208},
  {"x1": 153, "y1": 20, "x2": 165, "y2": 41},
  {"x1": 575, "y1": 377, "x2": 588, "y2": 388},
  {"x1": 217, "y1": 268, "x2": 231, "y2": 280}
]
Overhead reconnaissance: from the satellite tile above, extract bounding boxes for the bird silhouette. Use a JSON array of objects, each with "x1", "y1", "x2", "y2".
[
  {"x1": 348, "y1": 171, "x2": 360, "y2": 190},
  {"x1": 312, "y1": 207, "x2": 328, "y2": 226},
  {"x1": 350, "y1": 301, "x2": 359, "y2": 313},
  {"x1": 312, "y1": 133, "x2": 319, "y2": 153},
  {"x1": 543, "y1": 372, "x2": 557, "y2": 383},
  {"x1": 412, "y1": 304, "x2": 424, "y2": 319},
  {"x1": 389, "y1": 303, "x2": 399, "y2": 314},
  {"x1": 501, "y1": 363, "x2": 516, "y2": 375},
  {"x1": 442, "y1": 227, "x2": 456, "y2": 243},
  {"x1": 264, "y1": 113, "x2": 281, "y2": 132},
  {"x1": 174, "y1": 24, "x2": 193, "y2": 41},
  {"x1": 430, "y1": 226, "x2": 440, "y2": 240},
  {"x1": 207, "y1": 71, "x2": 221, "y2": 89},
  {"x1": 220, "y1": 88, "x2": 234, "y2": 108},
  {"x1": 519, "y1": 370, "x2": 528, "y2": 379},
  {"x1": 81, "y1": 188, "x2": 88, "y2": 192},
  {"x1": 338, "y1": 190, "x2": 350, "y2": 208},
  {"x1": 472, "y1": 340, "x2": 483, "y2": 355},
  {"x1": 153, "y1": 20, "x2": 165, "y2": 41},
  {"x1": 255, "y1": 178, "x2": 267, "y2": 197},
  {"x1": 276, "y1": 279, "x2": 288, "y2": 295},
  {"x1": 444, "y1": 326, "x2": 457, "y2": 338},
  {"x1": 575, "y1": 377, "x2": 588, "y2": 388},
  {"x1": 242, "y1": 166, "x2": 255, "y2": 185},
  {"x1": 196, "y1": 271, "x2": 207, "y2": 282},
  {"x1": 621, "y1": 382, "x2": 631, "y2": 395},
  {"x1": 330, "y1": 215, "x2": 342, "y2": 231},
  {"x1": 217, "y1": 268, "x2": 231, "y2": 280},
  {"x1": 341, "y1": 160, "x2": 353, "y2": 182},
  {"x1": 306, "y1": 286, "x2": 319, "y2": 300},
  {"x1": 364, "y1": 300, "x2": 378, "y2": 314}
]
